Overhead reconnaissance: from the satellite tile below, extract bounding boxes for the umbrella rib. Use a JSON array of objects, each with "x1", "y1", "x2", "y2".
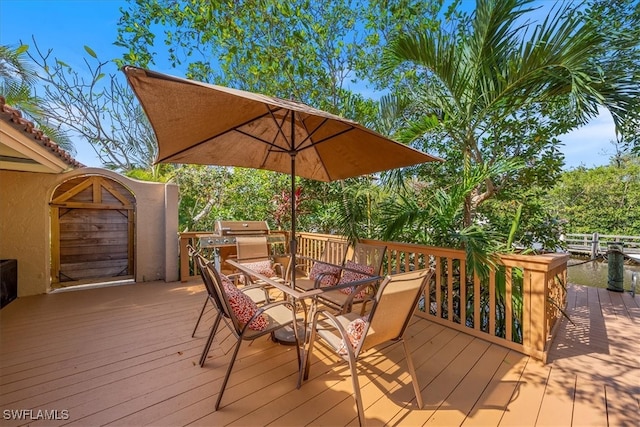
[
  {"x1": 267, "y1": 106, "x2": 296, "y2": 153},
  {"x1": 231, "y1": 104, "x2": 299, "y2": 154},
  {"x1": 293, "y1": 117, "x2": 328, "y2": 152},
  {"x1": 296, "y1": 123, "x2": 357, "y2": 152},
  {"x1": 155, "y1": 107, "x2": 291, "y2": 163},
  {"x1": 234, "y1": 128, "x2": 289, "y2": 152}
]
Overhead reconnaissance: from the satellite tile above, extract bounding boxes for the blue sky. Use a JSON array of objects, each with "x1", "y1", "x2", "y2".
[{"x1": 0, "y1": 0, "x2": 617, "y2": 169}]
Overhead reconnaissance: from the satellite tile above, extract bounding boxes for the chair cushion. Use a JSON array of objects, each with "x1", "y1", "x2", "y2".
[
  {"x1": 242, "y1": 260, "x2": 277, "y2": 278},
  {"x1": 309, "y1": 262, "x2": 341, "y2": 287},
  {"x1": 337, "y1": 261, "x2": 375, "y2": 299},
  {"x1": 338, "y1": 316, "x2": 368, "y2": 355},
  {"x1": 220, "y1": 274, "x2": 268, "y2": 331}
]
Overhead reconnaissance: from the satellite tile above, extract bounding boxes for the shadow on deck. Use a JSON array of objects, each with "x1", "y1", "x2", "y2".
[{"x1": 0, "y1": 280, "x2": 638, "y2": 426}]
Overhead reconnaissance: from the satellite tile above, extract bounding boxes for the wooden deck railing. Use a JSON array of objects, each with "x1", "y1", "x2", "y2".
[{"x1": 179, "y1": 231, "x2": 568, "y2": 362}]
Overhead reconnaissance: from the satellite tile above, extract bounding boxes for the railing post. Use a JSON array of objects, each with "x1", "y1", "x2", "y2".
[
  {"x1": 591, "y1": 232, "x2": 599, "y2": 259},
  {"x1": 180, "y1": 234, "x2": 190, "y2": 282},
  {"x1": 499, "y1": 253, "x2": 569, "y2": 362},
  {"x1": 178, "y1": 232, "x2": 202, "y2": 282},
  {"x1": 527, "y1": 268, "x2": 548, "y2": 361}
]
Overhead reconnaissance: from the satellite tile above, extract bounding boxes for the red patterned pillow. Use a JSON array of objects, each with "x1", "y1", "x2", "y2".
[
  {"x1": 242, "y1": 260, "x2": 276, "y2": 278},
  {"x1": 337, "y1": 316, "x2": 368, "y2": 355},
  {"x1": 220, "y1": 273, "x2": 235, "y2": 287},
  {"x1": 220, "y1": 274, "x2": 268, "y2": 331},
  {"x1": 309, "y1": 262, "x2": 341, "y2": 287},
  {"x1": 338, "y1": 261, "x2": 375, "y2": 299}
]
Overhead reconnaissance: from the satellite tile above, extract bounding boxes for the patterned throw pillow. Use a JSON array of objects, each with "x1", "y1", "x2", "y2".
[
  {"x1": 337, "y1": 261, "x2": 375, "y2": 299},
  {"x1": 337, "y1": 316, "x2": 368, "y2": 355},
  {"x1": 309, "y1": 262, "x2": 341, "y2": 287},
  {"x1": 242, "y1": 260, "x2": 277, "y2": 279},
  {"x1": 220, "y1": 273, "x2": 268, "y2": 331}
]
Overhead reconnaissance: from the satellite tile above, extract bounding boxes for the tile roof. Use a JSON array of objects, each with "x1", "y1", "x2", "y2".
[{"x1": 0, "y1": 96, "x2": 84, "y2": 169}]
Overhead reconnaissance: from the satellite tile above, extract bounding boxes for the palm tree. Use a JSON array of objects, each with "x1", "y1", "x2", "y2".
[
  {"x1": 1, "y1": 44, "x2": 40, "y2": 115},
  {"x1": 0, "y1": 44, "x2": 74, "y2": 152},
  {"x1": 380, "y1": 0, "x2": 639, "y2": 228}
]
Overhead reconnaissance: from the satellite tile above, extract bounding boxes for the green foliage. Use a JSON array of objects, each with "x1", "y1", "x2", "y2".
[
  {"x1": 578, "y1": 0, "x2": 640, "y2": 153},
  {"x1": 549, "y1": 156, "x2": 640, "y2": 235},
  {"x1": 171, "y1": 164, "x2": 386, "y2": 239},
  {"x1": 124, "y1": 164, "x2": 174, "y2": 182},
  {"x1": 115, "y1": 0, "x2": 444, "y2": 127},
  {"x1": 174, "y1": 165, "x2": 316, "y2": 232},
  {"x1": 479, "y1": 191, "x2": 565, "y2": 252},
  {"x1": 381, "y1": 159, "x2": 523, "y2": 279},
  {"x1": 379, "y1": 0, "x2": 639, "y2": 231},
  {"x1": 0, "y1": 43, "x2": 75, "y2": 152},
  {"x1": 4, "y1": 1, "x2": 639, "y2": 259}
]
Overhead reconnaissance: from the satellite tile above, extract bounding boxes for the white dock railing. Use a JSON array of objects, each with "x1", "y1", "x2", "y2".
[{"x1": 564, "y1": 233, "x2": 640, "y2": 259}]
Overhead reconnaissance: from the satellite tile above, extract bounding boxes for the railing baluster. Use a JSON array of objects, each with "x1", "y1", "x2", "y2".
[
  {"x1": 460, "y1": 257, "x2": 466, "y2": 327},
  {"x1": 473, "y1": 271, "x2": 481, "y2": 332},
  {"x1": 505, "y1": 266, "x2": 513, "y2": 343},
  {"x1": 489, "y1": 270, "x2": 496, "y2": 338},
  {"x1": 435, "y1": 256, "x2": 442, "y2": 319}
]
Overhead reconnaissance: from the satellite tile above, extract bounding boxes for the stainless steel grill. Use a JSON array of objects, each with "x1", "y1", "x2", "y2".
[
  {"x1": 199, "y1": 221, "x2": 271, "y2": 248},
  {"x1": 198, "y1": 221, "x2": 286, "y2": 273}
]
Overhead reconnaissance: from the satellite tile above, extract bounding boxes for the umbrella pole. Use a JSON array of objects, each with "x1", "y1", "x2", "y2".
[
  {"x1": 289, "y1": 111, "x2": 297, "y2": 289},
  {"x1": 272, "y1": 120, "x2": 302, "y2": 347},
  {"x1": 290, "y1": 152, "x2": 297, "y2": 289}
]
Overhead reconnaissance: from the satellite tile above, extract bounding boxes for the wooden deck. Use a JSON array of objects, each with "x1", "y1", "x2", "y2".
[{"x1": 1, "y1": 280, "x2": 638, "y2": 426}]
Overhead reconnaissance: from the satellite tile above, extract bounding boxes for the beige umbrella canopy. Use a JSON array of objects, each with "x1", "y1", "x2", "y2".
[
  {"x1": 123, "y1": 66, "x2": 441, "y2": 180},
  {"x1": 123, "y1": 65, "x2": 442, "y2": 282}
]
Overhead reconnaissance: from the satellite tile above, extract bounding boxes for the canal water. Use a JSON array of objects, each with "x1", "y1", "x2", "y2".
[{"x1": 567, "y1": 257, "x2": 640, "y2": 291}]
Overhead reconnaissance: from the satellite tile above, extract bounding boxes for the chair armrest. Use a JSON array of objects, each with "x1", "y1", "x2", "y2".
[
  {"x1": 318, "y1": 275, "x2": 380, "y2": 314},
  {"x1": 311, "y1": 270, "x2": 342, "y2": 289},
  {"x1": 340, "y1": 281, "x2": 377, "y2": 315},
  {"x1": 272, "y1": 261, "x2": 289, "y2": 279},
  {"x1": 322, "y1": 274, "x2": 380, "y2": 293},
  {"x1": 358, "y1": 294, "x2": 376, "y2": 316},
  {"x1": 238, "y1": 281, "x2": 274, "y2": 303}
]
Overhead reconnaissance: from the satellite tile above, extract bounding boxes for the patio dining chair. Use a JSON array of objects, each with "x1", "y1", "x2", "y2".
[
  {"x1": 201, "y1": 261, "x2": 303, "y2": 411},
  {"x1": 301, "y1": 268, "x2": 435, "y2": 426},
  {"x1": 234, "y1": 236, "x2": 289, "y2": 289},
  {"x1": 189, "y1": 245, "x2": 268, "y2": 338},
  {"x1": 293, "y1": 238, "x2": 349, "y2": 292},
  {"x1": 313, "y1": 242, "x2": 387, "y2": 314},
  {"x1": 189, "y1": 245, "x2": 222, "y2": 338}
]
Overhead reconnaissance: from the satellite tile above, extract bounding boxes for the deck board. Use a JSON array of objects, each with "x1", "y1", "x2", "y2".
[
  {"x1": 535, "y1": 366, "x2": 576, "y2": 427},
  {"x1": 460, "y1": 350, "x2": 529, "y2": 426},
  {"x1": 1, "y1": 281, "x2": 638, "y2": 426},
  {"x1": 571, "y1": 374, "x2": 607, "y2": 426},
  {"x1": 423, "y1": 344, "x2": 510, "y2": 426},
  {"x1": 495, "y1": 357, "x2": 551, "y2": 427}
]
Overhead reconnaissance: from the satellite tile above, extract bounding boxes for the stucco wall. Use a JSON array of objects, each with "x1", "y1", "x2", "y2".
[
  {"x1": 0, "y1": 167, "x2": 179, "y2": 296},
  {"x1": 0, "y1": 170, "x2": 51, "y2": 297}
]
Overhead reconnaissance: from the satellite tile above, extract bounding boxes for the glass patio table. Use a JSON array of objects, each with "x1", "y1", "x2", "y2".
[
  {"x1": 226, "y1": 258, "x2": 381, "y2": 338},
  {"x1": 225, "y1": 258, "x2": 321, "y2": 345}
]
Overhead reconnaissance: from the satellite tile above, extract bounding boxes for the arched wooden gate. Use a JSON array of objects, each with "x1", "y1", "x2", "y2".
[{"x1": 50, "y1": 175, "x2": 135, "y2": 287}]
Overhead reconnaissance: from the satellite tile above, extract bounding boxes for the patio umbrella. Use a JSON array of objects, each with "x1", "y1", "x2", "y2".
[{"x1": 122, "y1": 66, "x2": 442, "y2": 286}]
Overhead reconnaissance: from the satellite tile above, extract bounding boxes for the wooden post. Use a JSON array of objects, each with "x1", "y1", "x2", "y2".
[
  {"x1": 180, "y1": 235, "x2": 190, "y2": 282},
  {"x1": 591, "y1": 232, "x2": 599, "y2": 259}
]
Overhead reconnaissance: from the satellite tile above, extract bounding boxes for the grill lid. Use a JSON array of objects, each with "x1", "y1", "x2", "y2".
[{"x1": 214, "y1": 220, "x2": 270, "y2": 235}]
